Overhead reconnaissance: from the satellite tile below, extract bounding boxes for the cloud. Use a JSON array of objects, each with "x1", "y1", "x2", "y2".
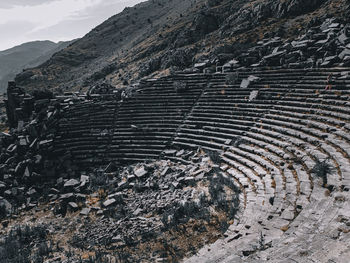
[
  {"x1": 0, "y1": 20, "x2": 37, "y2": 50},
  {"x1": 27, "y1": 0, "x2": 143, "y2": 40},
  {"x1": 0, "y1": 0, "x2": 101, "y2": 27},
  {"x1": 73, "y1": 0, "x2": 143, "y2": 19},
  {"x1": 27, "y1": 17, "x2": 95, "y2": 41},
  {"x1": 0, "y1": 0, "x2": 144, "y2": 51},
  {"x1": 0, "y1": 20, "x2": 36, "y2": 38},
  {"x1": 0, "y1": 0, "x2": 59, "y2": 9}
]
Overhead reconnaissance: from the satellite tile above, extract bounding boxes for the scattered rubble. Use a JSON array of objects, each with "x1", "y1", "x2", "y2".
[
  {"x1": 0, "y1": 82, "x2": 241, "y2": 261},
  {"x1": 240, "y1": 75, "x2": 261, "y2": 89},
  {"x1": 65, "y1": 154, "x2": 239, "y2": 260},
  {"x1": 194, "y1": 18, "x2": 350, "y2": 73},
  {"x1": 1, "y1": 145, "x2": 240, "y2": 262}
]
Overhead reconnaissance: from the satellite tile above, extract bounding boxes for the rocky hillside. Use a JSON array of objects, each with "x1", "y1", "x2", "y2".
[
  {"x1": 15, "y1": 0, "x2": 350, "y2": 92},
  {"x1": 0, "y1": 40, "x2": 73, "y2": 93}
]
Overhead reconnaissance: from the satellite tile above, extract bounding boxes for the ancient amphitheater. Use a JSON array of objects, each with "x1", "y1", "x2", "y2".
[
  {"x1": 2, "y1": 18, "x2": 350, "y2": 261},
  {"x1": 47, "y1": 67, "x2": 350, "y2": 262}
]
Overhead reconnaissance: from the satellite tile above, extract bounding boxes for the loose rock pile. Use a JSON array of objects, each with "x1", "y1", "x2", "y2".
[
  {"x1": 66, "y1": 153, "x2": 239, "y2": 261},
  {"x1": 193, "y1": 18, "x2": 350, "y2": 73},
  {"x1": 0, "y1": 83, "x2": 242, "y2": 261},
  {"x1": 0, "y1": 83, "x2": 86, "y2": 219}
]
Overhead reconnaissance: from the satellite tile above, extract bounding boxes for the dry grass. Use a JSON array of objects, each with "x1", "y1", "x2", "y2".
[
  {"x1": 271, "y1": 178, "x2": 276, "y2": 189},
  {"x1": 280, "y1": 225, "x2": 289, "y2": 232},
  {"x1": 324, "y1": 189, "x2": 331, "y2": 197}
]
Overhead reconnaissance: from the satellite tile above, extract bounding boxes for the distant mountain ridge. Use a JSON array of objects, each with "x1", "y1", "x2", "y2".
[{"x1": 0, "y1": 40, "x2": 74, "y2": 92}]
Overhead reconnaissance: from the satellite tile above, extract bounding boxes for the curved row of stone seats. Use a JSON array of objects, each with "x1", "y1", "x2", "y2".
[
  {"x1": 208, "y1": 68, "x2": 350, "y2": 91},
  {"x1": 243, "y1": 88, "x2": 350, "y2": 177},
  {"x1": 169, "y1": 68, "x2": 350, "y2": 245},
  {"x1": 54, "y1": 67, "x2": 350, "y2": 178},
  {"x1": 171, "y1": 118, "x2": 302, "y2": 232},
  {"x1": 53, "y1": 100, "x2": 118, "y2": 165},
  {"x1": 172, "y1": 119, "x2": 305, "y2": 231},
  {"x1": 54, "y1": 74, "x2": 211, "y2": 165},
  {"x1": 164, "y1": 69, "x2": 350, "y2": 263},
  {"x1": 111, "y1": 74, "x2": 210, "y2": 163},
  {"x1": 183, "y1": 70, "x2": 348, "y2": 169},
  {"x1": 51, "y1": 67, "x2": 350, "y2": 259},
  {"x1": 243, "y1": 95, "x2": 344, "y2": 179},
  {"x1": 251, "y1": 184, "x2": 350, "y2": 263}
]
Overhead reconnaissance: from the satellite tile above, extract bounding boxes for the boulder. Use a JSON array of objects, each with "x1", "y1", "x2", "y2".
[
  {"x1": 26, "y1": 188, "x2": 37, "y2": 197},
  {"x1": 0, "y1": 183, "x2": 6, "y2": 192},
  {"x1": 80, "y1": 208, "x2": 90, "y2": 216},
  {"x1": 59, "y1": 193, "x2": 75, "y2": 201},
  {"x1": 194, "y1": 62, "x2": 208, "y2": 70},
  {"x1": 108, "y1": 192, "x2": 123, "y2": 202},
  {"x1": 338, "y1": 33, "x2": 350, "y2": 45},
  {"x1": 249, "y1": 90, "x2": 260, "y2": 101},
  {"x1": 132, "y1": 208, "x2": 143, "y2": 216},
  {"x1": 161, "y1": 167, "x2": 172, "y2": 176},
  {"x1": 23, "y1": 166, "x2": 31, "y2": 178},
  {"x1": 64, "y1": 179, "x2": 80, "y2": 188},
  {"x1": 80, "y1": 175, "x2": 89, "y2": 187},
  {"x1": 134, "y1": 166, "x2": 148, "y2": 178},
  {"x1": 0, "y1": 198, "x2": 12, "y2": 217},
  {"x1": 339, "y1": 49, "x2": 350, "y2": 60},
  {"x1": 240, "y1": 79, "x2": 250, "y2": 89},
  {"x1": 68, "y1": 202, "x2": 78, "y2": 211},
  {"x1": 103, "y1": 198, "x2": 116, "y2": 207}
]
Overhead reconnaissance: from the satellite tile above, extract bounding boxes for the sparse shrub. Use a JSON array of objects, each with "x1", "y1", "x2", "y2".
[
  {"x1": 291, "y1": 155, "x2": 306, "y2": 165},
  {"x1": 258, "y1": 232, "x2": 265, "y2": 250},
  {"x1": 161, "y1": 213, "x2": 171, "y2": 227},
  {"x1": 97, "y1": 188, "x2": 107, "y2": 200},
  {"x1": 32, "y1": 254, "x2": 44, "y2": 263},
  {"x1": 227, "y1": 202, "x2": 239, "y2": 219},
  {"x1": 208, "y1": 175, "x2": 239, "y2": 220},
  {"x1": 0, "y1": 224, "x2": 49, "y2": 263},
  {"x1": 311, "y1": 158, "x2": 335, "y2": 187},
  {"x1": 0, "y1": 203, "x2": 6, "y2": 219},
  {"x1": 205, "y1": 150, "x2": 222, "y2": 164},
  {"x1": 65, "y1": 248, "x2": 73, "y2": 259},
  {"x1": 69, "y1": 234, "x2": 86, "y2": 250},
  {"x1": 161, "y1": 199, "x2": 209, "y2": 228},
  {"x1": 209, "y1": 178, "x2": 224, "y2": 204},
  {"x1": 117, "y1": 251, "x2": 132, "y2": 262},
  {"x1": 199, "y1": 192, "x2": 208, "y2": 205},
  {"x1": 36, "y1": 241, "x2": 51, "y2": 257},
  {"x1": 87, "y1": 249, "x2": 111, "y2": 263}
]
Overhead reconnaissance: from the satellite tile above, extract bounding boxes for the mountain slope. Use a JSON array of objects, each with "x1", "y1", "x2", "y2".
[
  {"x1": 0, "y1": 40, "x2": 73, "y2": 92},
  {"x1": 15, "y1": 0, "x2": 350, "y2": 92}
]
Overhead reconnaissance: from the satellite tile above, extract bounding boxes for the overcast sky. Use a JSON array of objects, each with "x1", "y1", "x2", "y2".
[{"x1": 0, "y1": 0, "x2": 144, "y2": 51}]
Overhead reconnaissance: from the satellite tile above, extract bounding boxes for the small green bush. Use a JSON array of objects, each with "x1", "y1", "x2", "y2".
[{"x1": 311, "y1": 159, "x2": 335, "y2": 187}]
